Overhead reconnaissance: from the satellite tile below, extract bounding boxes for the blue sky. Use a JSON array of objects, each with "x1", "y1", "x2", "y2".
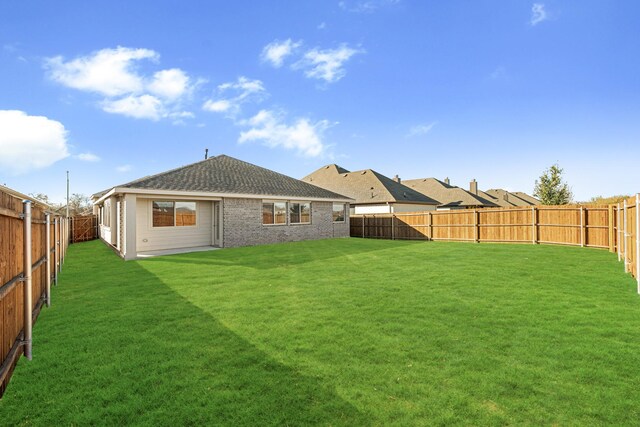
[{"x1": 1, "y1": 0, "x2": 638, "y2": 203}]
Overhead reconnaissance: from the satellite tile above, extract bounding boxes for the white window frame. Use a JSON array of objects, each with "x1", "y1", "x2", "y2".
[
  {"x1": 332, "y1": 203, "x2": 346, "y2": 223},
  {"x1": 262, "y1": 200, "x2": 288, "y2": 226},
  {"x1": 289, "y1": 201, "x2": 312, "y2": 225},
  {"x1": 151, "y1": 200, "x2": 198, "y2": 228}
]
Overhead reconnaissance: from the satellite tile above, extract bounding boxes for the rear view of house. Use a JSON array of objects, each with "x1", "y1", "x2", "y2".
[{"x1": 92, "y1": 155, "x2": 352, "y2": 259}]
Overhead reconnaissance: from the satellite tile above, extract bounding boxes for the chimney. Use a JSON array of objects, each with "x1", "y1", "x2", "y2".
[
  {"x1": 503, "y1": 192, "x2": 509, "y2": 202},
  {"x1": 444, "y1": 177, "x2": 450, "y2": 185},
  {"x1": 204, "y1": 148, "x2": 209, "y2": 160},
  {"x1": 470, "y1": 179, "x2": 478, "y2": 195},
  {"x1": 393, "y1": 174, "x2": 401, "y2": 184}
]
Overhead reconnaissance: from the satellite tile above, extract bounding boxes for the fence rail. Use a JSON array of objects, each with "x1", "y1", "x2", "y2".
[
  {"x1": 0, "y1": 187, "x2": 69, "y2": 397},
  {"x1": 350, "y1": 198, "x2": 639, "y2": 289}
]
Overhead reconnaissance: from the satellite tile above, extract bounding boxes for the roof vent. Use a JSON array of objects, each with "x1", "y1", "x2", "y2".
[
  {"x1": 361, "y1": 170, "x2": 367, "y2": 175},
  {"x1": 444, "y1": 177, "x2": 450, "y2": 185},
  {"x1": 393, "y1": 174, "x2": 401, "y2": 184}
]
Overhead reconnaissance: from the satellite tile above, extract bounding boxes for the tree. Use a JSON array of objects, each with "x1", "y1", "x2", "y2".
[
  {"x1": 533, "y1": 164, "x2": 573, "y2": 205},
  {"x1": 587, "y1": 195, "x2": 630, "y2": 205},
  {"x1": 66, "y1": 193, "x2": 93, "y2": 216}
]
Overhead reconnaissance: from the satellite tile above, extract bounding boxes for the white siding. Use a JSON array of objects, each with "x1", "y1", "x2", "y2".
[
  {"x1": 136, "y1": 199, "x2": 212, "y2": 252},
  {"x1": 391, "y1": 204, "x2": 436, "y2": 213},
  {"x1": 354, "y1": 204, "x2": 392, "y2": 214}
]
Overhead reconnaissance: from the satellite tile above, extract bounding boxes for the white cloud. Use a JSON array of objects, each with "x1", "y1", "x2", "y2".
[
  {"x1": 238, "y1": 110, "x2": 330, "y2": 157},
  {"x1": 75, "y1": 152, "x2": 100, "y2": 162},
  {"x1": 530, "y1": 3, "x2": 548, "y2": 26},
  {"x1": 147, "y1": 68, "x2": 191, "y2": 100},
  {"x1": 407, "y1": 122, "x2": 437, "y2": 138},
  {"x1": 490, "y1": 66, "x2": 508, "y2": 80},
  {"x1": 317, "y1": 22, "x2": 327, "y2": 30},
  {"x1": 116, "y1": 164, "x2": 132, "y2": 172},
  {"x1": 45, "y1": 46, "x2": 197, "y2": 122},
  {"x1": 46, "y1": 47, "x2": 156, "y2": 97},
  {"x1": 261, "y1": 39, "x2": 303, "y2": 68},
  {"x1": 102, "y1": 94, "x2": 164, "y2": 120},
  {"x1": 294, "y1": 44, "x2": 362, "y2": 83},
  {"x1": 0, "y1": 110, "x2": 69, "y2": 174},
  {"x1": 202, "y1": 76, "x2": 266, "y2": 116}
]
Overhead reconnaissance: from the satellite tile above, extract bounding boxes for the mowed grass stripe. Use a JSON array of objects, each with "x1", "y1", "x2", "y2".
[{"x1": 1, "y1": 238, "x2": 639, "y2": 425}]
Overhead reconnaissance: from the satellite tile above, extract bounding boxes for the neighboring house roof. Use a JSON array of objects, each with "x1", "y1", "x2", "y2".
[
  {"x1": 94, "y1": 155, "x2": 351, "y2": 201},
  {"x1": 403, "y1": 178, "x2": 498, "y2": 208},
  {"x1": 484, "y1": 189, "x2": 537, "y2": 207},
  {"x1": 511, "y1": 191, "x2": 540, "y2": 205},
  {"x1": 302, "y1": 164, "x2": 439, "y2": 206}
]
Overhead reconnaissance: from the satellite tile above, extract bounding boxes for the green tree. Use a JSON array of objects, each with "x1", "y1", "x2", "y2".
[{"x1": 533, "y1": 164, "x2": 573, "y2": 205}]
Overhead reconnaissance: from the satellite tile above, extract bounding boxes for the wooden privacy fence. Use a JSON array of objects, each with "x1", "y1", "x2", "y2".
[
  {"x1": 0, "y1": 188, "x2": 69, "y2": 397},
  {"x1": 351, "y1": 196, "x2": 640, "y2": 291},
  {"x1": 70, "y1": 215, "x2": 98, "y2": 243}
]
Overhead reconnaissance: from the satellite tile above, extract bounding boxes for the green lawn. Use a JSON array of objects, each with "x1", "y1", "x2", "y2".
[{"x1": 2, "y1": 238, "x2": 640, "y2": 425}]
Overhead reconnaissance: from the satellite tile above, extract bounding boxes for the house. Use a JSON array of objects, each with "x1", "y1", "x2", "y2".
[
  {"x1": 482, "y1": 188, "x2": 539, "y2": 207},
  {"x1": 402, "y1": 177, "x2": 498, "y2": 210},
  {"x1": 302, "y1": 164, "x2": 439, "y2": 214},
  {"x1": 92, "y1": 155, "x2": 352, "y2": 260}
]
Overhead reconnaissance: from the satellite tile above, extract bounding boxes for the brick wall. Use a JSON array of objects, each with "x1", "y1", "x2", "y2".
[{"x1": 222, "y1": 198, "x2": 350, "y2": 248}]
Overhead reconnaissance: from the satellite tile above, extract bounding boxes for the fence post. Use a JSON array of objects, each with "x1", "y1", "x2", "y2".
[
  {"x1": 617, "y1": 203, "x2": 622, "y2": 262},
  {"x1": 22, "y1": 200, "x2": 33, "y2": 360},
  {"x1": 608, "y1": 205, "x2": 615, "y2": 253},
  {"x1": 362, "y1": 215, "x2": 365, "y2": 238},
  {"x1": 45, "y1": 213, "x2": 51, "y2": 307},
  {"x1": 474, "y1": 210, "x2": 479, "y2": 243},
  {"x1": 54, "y1": 217, "x2": 58, "y2": 285},
  {"x1": 391, "y1": 214, "x2": 395, "y2": 240},
  {"x1": 623, "y1": 200, "x2": 628, "y2": 273},
  {"x1": 428, "y1": 212, "x2": 433, "y2": 240},
  {"x1": 580, "y1": 206, "x2": 585, "y2": 247},
  {"x1": 636, "y1": 194, "x2": 640, "y2": 294},
  {"x1": 532, "y1": 206, "x2": 537, "y2": 244}
]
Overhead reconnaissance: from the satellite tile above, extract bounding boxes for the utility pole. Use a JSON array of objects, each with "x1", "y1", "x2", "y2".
[{"x1": 66, "y1": 170, "x2": 70, "y2": 218}]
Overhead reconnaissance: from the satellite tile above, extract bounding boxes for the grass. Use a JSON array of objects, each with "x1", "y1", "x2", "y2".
[{"x1": 1, "y1": 238, "x2": 640, "y2": 425}]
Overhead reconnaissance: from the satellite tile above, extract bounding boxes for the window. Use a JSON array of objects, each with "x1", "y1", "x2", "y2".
[
  {"x1": 262, "y1": 202, "x2": 287, "y2": 225},
  {"x1": 332, "y1": 203, "x2": 346, "y2": 222},
  {"x1": 153, "y1": 201, "x2": 197, "y2": 227},
  {"x1": 175, "y1": 202, "x2": 196, "y2": 226},
  {"x1": 290, "y1": 202, "x2": 311, "y2": 224},
  {"x1": 102, "y1": 200, "x2": 111, "y2": 227}
]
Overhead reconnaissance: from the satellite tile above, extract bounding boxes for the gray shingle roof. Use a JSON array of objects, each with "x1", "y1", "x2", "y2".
[
  {"x1": 484, "y1": 189, "x2": 537, "y2": 207},
  {"x1": 302, "y1": 165, "x2": 439, "y2": 205},
  {"x1": 403, "y1": 178, "x2": 498, "y2": 208},
  {"x1": 106, "y1": 155, "x2": 351, "y2": 200}
]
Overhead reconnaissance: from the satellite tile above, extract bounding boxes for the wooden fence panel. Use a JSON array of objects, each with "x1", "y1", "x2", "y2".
[
  {"x1": 0, "y1": 186, "x2": 68, "y2": 397},
  {"x1": 70, "y1": 215, "x2": 98, "y2": 243},
  {"x1": 351, "y1": 201, "x2": 639, "y2": 288}
]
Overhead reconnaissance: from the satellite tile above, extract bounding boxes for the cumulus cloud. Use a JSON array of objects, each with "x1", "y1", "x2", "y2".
[
  {"x1": 0, "y1": 110, "x2": 70, "y2": 174},
  {"x1": 261, "y1": 39, "x2": 302, "y2": 68},
  {"x1": 116, "y1": 164, "x2": 132, "y2": 172},
  {"x1": 75, "y1": 152, "x2": 100, "y2": 162},
  {"x1": 202, "y1": 76, "x2": 267, "y2": 117},
  {"x1": 530, "y1": 3, "x2": 548, "y2": 26},
  {"x1": 293, "y1": 44, "x2": 362, "y2": 83},
  {"x1": 45, "y1": 46, "x2": 197, "y2": 121},
  {"x1": 238, "y1": 110, "x2": 330, "y2": 157},
  {"x1": 407, "y1": 122, "x2": 437, "y2": 138}
]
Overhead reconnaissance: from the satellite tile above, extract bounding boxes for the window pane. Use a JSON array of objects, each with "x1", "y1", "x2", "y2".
[
  {"x1": 290, "y1": 203, "x2": 300, "y2": 224},
  {"x1": 175, "y1": 202, "x2": 196, "y2": 226},
  {"x1": 300, "y1": 203, "x2": 311, "y2": 223},
  {"x1": 263, "y1": 202, "x2": 274, "y2": 224},
  {"x1": 153, "y1": 201, "x2": 175, "y2": 227},
  {"x1": 274, "y1": 202, "x2": 287, "y2": 224},
  {"x1": 333, "y1": 203, "x2": 345, "y2": 222}
]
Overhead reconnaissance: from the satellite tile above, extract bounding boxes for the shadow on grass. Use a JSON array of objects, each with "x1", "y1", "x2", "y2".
[
  {"x1": 1, "y1": 240, "x2": 370, "y2": 426},
  {"x1": 142, "y1": 237, "x2": 424, "y2": 270}
]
